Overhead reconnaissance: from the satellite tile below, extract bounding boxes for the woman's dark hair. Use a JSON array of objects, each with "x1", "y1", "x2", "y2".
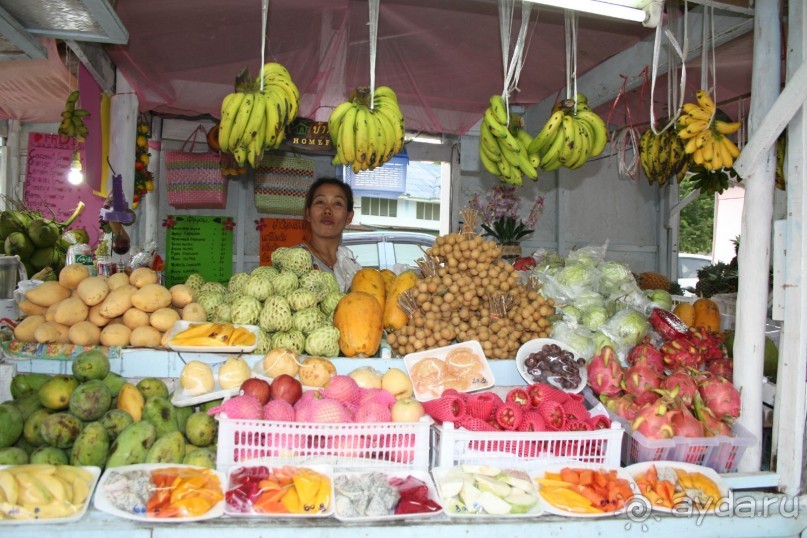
[{"x1": 304, "y1": 177, "x2": 354, "y2": 212}]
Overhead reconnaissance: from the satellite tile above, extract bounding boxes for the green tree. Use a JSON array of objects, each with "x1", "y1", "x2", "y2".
[{"x1": 678, "y1": 177, "x2": 714, "y2": 254}]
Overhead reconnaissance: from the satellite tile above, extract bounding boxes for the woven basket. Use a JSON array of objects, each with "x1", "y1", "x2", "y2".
[
  {"x1": 253, "y1": 155, "x2": 315, "y2": 215},
  {"x1": 165, "y1": 126, "x2": 228, "y2": 209}
]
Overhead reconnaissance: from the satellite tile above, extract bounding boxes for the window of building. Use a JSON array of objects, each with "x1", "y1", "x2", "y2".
[
  {"x1": 361, "y1": 197, "x2": 398, "y2": 217},
  {"x1": 416, "y1": 201, "x2": 440, "y2": 221}
]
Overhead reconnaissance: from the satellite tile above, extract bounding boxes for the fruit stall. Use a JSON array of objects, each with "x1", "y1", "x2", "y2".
[{"x1": 1, "y1": 0, "x2": 807, "y2": 536}]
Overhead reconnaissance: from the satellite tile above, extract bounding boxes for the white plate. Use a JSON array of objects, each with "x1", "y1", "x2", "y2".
[
  {"x1": 403, "y1": 341, "x2": 495, "y2": 402},
  {"x1": 624, "y1": 460, "x2": 731, "y2": 514},
  {"x1": 532, "y1": 461, "x2": 637, "y2": 518},
  {"x1": 0, "y1": 465, "x2": 101, "y2": 525},
  {"x1": 250, "y1": 361, "x2": 321, "y2": 393},
  {"x1": 93, "y1": 464, "x2": 225, "y2": 522},
  {"x1": 166, "y1": 320, "x2": 260, "y2": 353},
  {"x1": 515, "y1": 338, "x2": 587, "y2": 393},
  {"x1": 431, "y1": 465, "x2": 542, "y2": 518},
  {"x1": 224, "y1": 464, "x2": 334, "y2": 518},
  {"x1": 333, "y1": 469, "x2": 443, "y2": 522}
]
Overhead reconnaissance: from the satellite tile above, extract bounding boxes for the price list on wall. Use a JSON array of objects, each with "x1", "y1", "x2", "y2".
[
  {"x1": 258, "y1": 217, "x2": 310, "y2": 265},
  {"x1": 165, "y1": 215, "x2": 233, "y2": 286}
]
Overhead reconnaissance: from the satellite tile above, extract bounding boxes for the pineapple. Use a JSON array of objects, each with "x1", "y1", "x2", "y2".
[{"x1": 637, "y1": 271, "x2": 671, "y2": 291}]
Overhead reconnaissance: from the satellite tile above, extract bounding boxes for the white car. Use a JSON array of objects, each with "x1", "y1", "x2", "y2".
[
  {"x1": 678, "y1": 253, "x2": 712, "y2": 294},
  {"x1": 342, "y1": 231, "x2": 436, "y2": 270}
]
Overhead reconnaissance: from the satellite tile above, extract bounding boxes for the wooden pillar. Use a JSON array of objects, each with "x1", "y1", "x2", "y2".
[{"x1": 734, "y1": 0, "x2": 779, "y2": 472}]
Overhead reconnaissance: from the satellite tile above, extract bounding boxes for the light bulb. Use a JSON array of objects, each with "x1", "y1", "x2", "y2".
[{"x1": 67, "y1": 151, "x2": 84, "y2": 185}]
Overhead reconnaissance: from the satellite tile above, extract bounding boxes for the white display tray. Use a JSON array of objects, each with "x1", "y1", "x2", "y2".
[
  {"x1": 624, "y1": 460, "x2": 731, "y2": 514},
  {"x1": 404, "y1": 341, "x2": 495, "y2": 402},
  {"x1": 93, "y1": 463, "x2": 225, "y2": 522},
  {"x1": 431, "y1": 465, "x2": 542, "y2": 518},
  {"x1": 333, "y1": 469, "x2": 443, "y2": 522},
  {"x1": 166, "y1": 321, "x2": 259, "y2": 353},
  {"x1": 515, "y1": 338, "x2": 587, "y2": 393}
]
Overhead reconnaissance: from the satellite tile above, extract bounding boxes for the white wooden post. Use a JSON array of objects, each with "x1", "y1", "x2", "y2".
[
  {"x1": 734, "y1": 0, "x2": 779, "y2": 472},
  {"x1": 772, "y1": 0, "x2": 807, "y2": 495}
]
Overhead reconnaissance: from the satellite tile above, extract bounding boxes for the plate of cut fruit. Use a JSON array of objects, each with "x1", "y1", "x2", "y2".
[
  {"x1": 625, "y1": 461, "x2": 730, "y2": 514},
  {"x1": 532, "y1": 462, "x2": 638, "y2": 518}
]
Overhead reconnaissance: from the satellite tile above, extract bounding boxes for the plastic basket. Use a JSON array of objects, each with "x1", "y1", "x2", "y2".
[
  {"x1": 583, "y1": 389, "x2": 755, "y2": 472},
  {"x1": 711, "y1": 293, "x2": 737, "y2": 330},
  {"x1": 671, "y1": 295, "x2": 696, "y2": 308},
  {"x1": 430, "y1": 421, "x2": 623, "y2": 469},
  {"x1": 216, "y1": 416, "x2": 432, "y2": 473}
]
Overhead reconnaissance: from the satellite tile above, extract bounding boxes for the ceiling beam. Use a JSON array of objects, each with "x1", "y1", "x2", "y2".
[
  {"x1": 0, "y1": 5, "x2": 46, "y2": 59},
  {"x1": 685, "y1": 0, "x2": 754, "y2": 17},
  {"x1": 80, "y1": 0, "x2": 129, "y2": 44},
  {"x1": 523, "y1": 5, "x2": 754, "y2": 127},
  {"x1": 65, "y1": 41, "x2": 116, "y2": 94}
]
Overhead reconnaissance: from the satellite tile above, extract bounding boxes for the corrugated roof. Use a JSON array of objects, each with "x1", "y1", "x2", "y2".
[{"x1": 403, "y1": 161, "x2": 441, "y2": 201}]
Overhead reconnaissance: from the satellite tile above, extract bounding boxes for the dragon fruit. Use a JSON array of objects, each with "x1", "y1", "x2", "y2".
[
  {"x1": 660, "y1": 369, "x2": 699, "y2": 407},
  {"x1": 622, "y1": 364, "x2": 662, "y2": 405},
  {"x1": 688, "y1": 326, "x2": 727, "y2": 361},
  {"x1": 648, "y1": 308, "x2": 689, "y2": 340},
  {"x1": 322, "y1": 375, "x2": 362, "y2": 407},
  {"x1": 206, "y1": 394, "x2": 263, "y2": 419},
  {"x1": 263, "y1": 399, "x2": 295, "y2": 421},
  {"x1": 694, "y1": 392, "x2": 733, "y2": 436},
  {"x1": 307, "y1": 398, "x2": 353, "y2": 423},
  {"x1": 626, "y1": 338, "x2": 665, "y2": 374},
  {"x1": 660, "y1": 336, "x2": 703, "y2": 370},
  {"x1": 707, "y1": 359, "x2": 733, "y2": 381},
  {"x1": 354, "y1": 401, "x2": 392, "y2": 423},
  {"x1": 669, "y1": 405, "x2": 705, "y2": 438},
  {"x1": 699, "y1": 375, "x2": 741, "y2": 422},
  {"x1": 631, "y1": 402, "x2": 674, "y2": 439},
  {"x1": 600, "y1": 393, "x2": 640, "y2": 421},
  {"x1": 586, "y1": 346, "x2": 624, "y2": 397}
]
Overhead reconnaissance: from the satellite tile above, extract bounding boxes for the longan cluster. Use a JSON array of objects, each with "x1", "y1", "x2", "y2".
[{"x1": 386, "y1": 233, "x2": 555, "y2": 359}]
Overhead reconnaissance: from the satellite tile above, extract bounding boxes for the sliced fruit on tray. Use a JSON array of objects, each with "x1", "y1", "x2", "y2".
[
  {"x1": 632, "y1": 463, "x2": 725, "y2": 510},
  {"x1": 535, "y1": 466, "x2": 634, "y2": 514}
]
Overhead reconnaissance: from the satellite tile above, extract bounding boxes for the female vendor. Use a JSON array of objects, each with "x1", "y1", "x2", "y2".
[{"x1": 300, "y1": 177, "x2": 362, "y2": 292}]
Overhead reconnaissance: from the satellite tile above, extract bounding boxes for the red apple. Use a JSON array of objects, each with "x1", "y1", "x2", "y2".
[
  {"x1": 270, "y1": 374, "x2": 303, "y2": 405},
  {"x1": 240, "y1": 378, "x2": 271, "y2": 405},
  {"x1": 390, "y1": 397, "x2": 425, "y2": 423}
]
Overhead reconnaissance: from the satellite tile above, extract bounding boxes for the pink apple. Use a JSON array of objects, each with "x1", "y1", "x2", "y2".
[
  {"x1": 390, "y1": 397, "x2": 425, "y2": 423},
  {"x1": 240, "y1": 378, "x2": 271, "y2": 405}
]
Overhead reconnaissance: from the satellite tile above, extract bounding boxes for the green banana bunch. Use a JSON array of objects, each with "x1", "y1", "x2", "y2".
[
  {"x1": 638, "y1": 128, "x2": 688, "y2": 186},
  {"x1": 528, "y1": 94, "x2": 608, "y2": 173},
  {"x1": 57, "y1": 90, "x2": 90, "y2": 139},
  {"x1": 328, "y1": 86, "x2": 405, "y2": 173},
  {"x1": 479, "y1": 95, "x2": 539, "y2": 186},
  {"x1": 218, "y1": 62, "x2": 300, "y2": 168},
  {"x1": 686, "y1": 165, "x2": 735, "y2": 196},
  {"x1": 775, "y1": 132, "x2": 786, "y2": 191}
]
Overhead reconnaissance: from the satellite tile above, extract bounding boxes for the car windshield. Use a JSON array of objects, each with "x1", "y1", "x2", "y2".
[{"x1": 679, "y1": 256, "x2": 711, "y2": 279}]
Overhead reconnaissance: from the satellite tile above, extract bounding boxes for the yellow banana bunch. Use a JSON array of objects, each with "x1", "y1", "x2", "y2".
[
  {"x1": 328, "y1": 86, "x2": 405, "y2": 173},
  {"x1": 218, "y1": 63, "x2": 300, "y2": 168},
  {"x1": 171, "y1": 322, "x2": 256, "y2": 347},
  {"x1": 0, "y1": 464, "x2": 95, "y2": 520},
  {"x1": 478, "y1": 95, "x2": 539, "y2": 186},
  {"x1": 678, "y1": 90, "x2": 742, "y2": 172},
  {"x1": 527, "y1": 94, "x2": 608, "y2": 174},
  {"x1": 57, "y1": 90, "x2": 90, "y2": 140},
  {"x1": 638, "y1": 128, "x2": 688, "y2": 186}
]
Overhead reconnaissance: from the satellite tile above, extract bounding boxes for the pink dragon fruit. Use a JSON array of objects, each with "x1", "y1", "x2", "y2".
[
  {"x1": 586, "y1": 346, "x2": 624, "y2": 397},
  {"x1": 307, "y1": 398, "x2": 353, "y2": 423},
  {"x1": 669, "y1": 405, "x2": 705, "y2": 438},
  {"x1": 354, "y1": 401, "x2": 392, "y2": 423},
  {"x1": 660, "y1": 336, "x2": 703, "y2": 370},
  {"x1": 600, "y1": 393, "x2": 640, "y2": 421},
  {"x1": 688, "y1": 326, "x2": 728, "y2": 361},
  {"x1": 631, "y1": 402, "x2": 674, "y2": 440},
  {"x1": 660, "y1": 369, "x2": 699, "y2": 407},
  {"x1": 322, "y1": 375, "x2": 362, "y2": 407},
  {"x1": 263, "y1": 399, "x2": 296, "y2": 421},
  {"x1": 698, "y1": 375, "x2": 741, "y2": 422},
  {"x1": 707, "y1": 359, "x2": 733, "y2": 381},
  {"x1": 207, "y1": 394, "x2": 264, "y2": 419},
  {"x1": 357, "y1": 388, "x2": 397, "y2": 408},
  {"x1": 622, "y1": 364, "x2": 662, "y2": 405},
  {"x1": 694, "y1": 392, "x2": 733, "y2": 436},
  {"x1": 648, "y1": 308, "x2": 689, "y2": 340},
  {"x1": 626, "y1": 338, "x2": 665, "y2": 374}
]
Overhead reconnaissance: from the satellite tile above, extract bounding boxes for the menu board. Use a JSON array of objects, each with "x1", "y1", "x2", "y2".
[
  {"x1": 165, "y1": 215, "x2": 233, "y2": 286},
  {"x1": 24, "y1": 133, "x2": 106, "y2": 246},
  {"x1": 258, "y1": 217, "x2": 310, "y2": 265}
]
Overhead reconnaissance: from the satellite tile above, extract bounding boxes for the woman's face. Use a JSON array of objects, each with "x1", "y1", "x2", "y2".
[{"x1": 305, "y1": 184, "x2": 353, "y2": 239}]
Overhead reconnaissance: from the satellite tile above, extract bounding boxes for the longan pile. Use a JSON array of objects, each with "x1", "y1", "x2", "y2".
[{"x1": 386, "y1": 232, "x2": 555, "y2": 359}]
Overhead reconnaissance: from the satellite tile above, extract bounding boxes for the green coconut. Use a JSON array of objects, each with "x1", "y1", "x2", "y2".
[
  {"x1": 0, "y1": 211, "x2": 33, "y2": 239},
  {"x1": 4, "y1": 231, "x2": 34, "y2": 259},
  {"x1": 28, "y1": 218, "x2": 61, "y2": 248}
]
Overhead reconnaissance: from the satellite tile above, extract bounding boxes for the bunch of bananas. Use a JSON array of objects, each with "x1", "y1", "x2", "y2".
[
  {"x1": 677, "y1": 90, "x2": 741, "y2": 171},
  {"x1": 479, "y1": 95, "x2": 539, "y2": 186},
  {"x1": 328, "y1": 86, "x2": 405, "y2": 173},
  {"x1": 775, "y1": 132, "x2": 786, "y2": 190},
  {"x1": 638, "y1": 128, "x2": 687, "y2": 185},
  {"x1": 528, "y1": 94, "x2": 608, "y2": 172},
  {"x1": 218, "y1": 62, "x2": 300, "y2": 168},
  {"x1": 57, "y1": 90, "x2": 89, "y2": 139},
  {"x1": 0, "y1": 464, "x2": 95, "y2": 520}
]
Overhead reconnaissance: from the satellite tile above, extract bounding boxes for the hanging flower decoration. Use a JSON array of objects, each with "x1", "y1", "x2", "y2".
[
  {"x1": 223, "y1": 218, "x2": 236, "y2": 231},
  {"x1": 469, "y1": 184, "x2": 544, "y2": 245},
  {"x1": 133, "y1": 116, "x2": 155, "y2": 209},
  {"x1": 162, "y1": 216, "x2": 176, "y2": 229},
  {"x1": 255, "y1": 219, "x2": 266, "y2": 231}
]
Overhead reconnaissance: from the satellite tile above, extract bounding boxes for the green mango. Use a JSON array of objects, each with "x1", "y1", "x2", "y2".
[
  {"x1": 182, "y1": 447, "x2": 216, "y2": 469},
  {"x1": 184, "y1": 411, "x2": 217, "y2": 447},
  {"x1": 68, "y1": 379, "x2": 112, "y2": 421},
  {"x1": 0, "y1": 402, "x2": 23, "y2": 448},
  {"x1": 175, "y1": 405, "x2": 194, "y2": 435},
  {"x1": 137, "y1": 378, "x2": 170, "y2": 400},
  {"x1": 70, "y1": 421, "x2": 110, "y2": 467},
  {"x1": 106, "y1": 421, "x2": 156, "y2": 468},
  {"x1": 30, "y1": 446, "x2": 68, "y2": 465},
  {"x1": 99, "y1": 409, "x2": 134, "y2": 441},
  {"x1": 40, "y1": 412, "x2": 82, "y2": 449},
  {"x1": 38, "y1": 375, "x2": 79, "y2": 411},
  {"x1": 10, "y1": 373, "x2": 52, "y2": 399},
  {"x1": 72, "y1": 349, "x2": 111, "y2": 381},
  {"x1": 23, "y1": 407, "x2": 53, "y2": 446},
  {"x1": 102, "y1": 372, "x2": 127, "y2": 397},
  {"x1": 145, "y1": 431, "x2": 185, "y2": 464},
  {"x1": 0, "y1": 446, "x2": 28, "y2": 465},
  {"x1": 200, "y1": 398, "x2": 223, "y2": 413},
  {"x1": 142, "y1": 396, "x2": 178, "y2": 438},
  {"x1": 9, "y1": 393, "x2": 43, "y2": 420}
]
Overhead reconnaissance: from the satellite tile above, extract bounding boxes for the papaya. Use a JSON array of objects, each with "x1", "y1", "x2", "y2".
[
  {"x1": 693, "y1": 297, "x2": 721, "y2": 332},
  {"x1": 333, "y1": 291, "x2": 383, "y2": 357},
  {"x1": 673, "y1": 301, "x2": 695, "y2": 327},
  {"x1": 383, "y1": 270, "x2": 418, "y2": 333},
  {"x1": 349, "y1": 268, "x2": 386, "y2": 311}
]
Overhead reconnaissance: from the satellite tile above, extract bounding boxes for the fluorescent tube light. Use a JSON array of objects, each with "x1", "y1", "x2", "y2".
[{"x1": 523, "y1": 0, "x2": 648, "y2": 23}]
